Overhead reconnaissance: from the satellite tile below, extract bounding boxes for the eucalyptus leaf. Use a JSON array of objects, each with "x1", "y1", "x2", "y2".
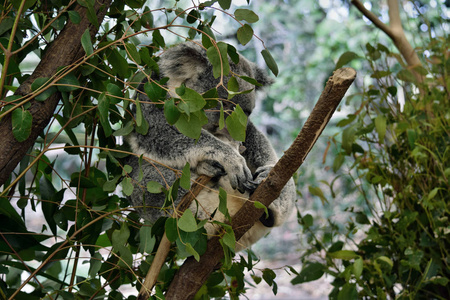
[{"x1": 11, "y1": 109, "x2": 32, "y2": 142}]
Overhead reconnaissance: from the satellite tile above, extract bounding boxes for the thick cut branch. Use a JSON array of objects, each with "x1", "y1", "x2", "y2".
[
  {"x1": 0, "y1": 0, "x2": 112, "y2": 187},
  {"x1": 164, "y1": 67, "x2": 357, "y2": 300}
]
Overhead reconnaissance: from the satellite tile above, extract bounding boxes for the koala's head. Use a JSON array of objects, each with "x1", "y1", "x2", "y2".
[{"x1": 158, "y1": 42, "x2": 274, "y2": 134}]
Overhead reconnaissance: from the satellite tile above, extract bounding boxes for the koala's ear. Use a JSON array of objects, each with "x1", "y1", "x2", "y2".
[
  {"x1": 253, "y1": 65, "x2": 275, "y2": 90},
  {"x1": 158, "y1": 42, "x2": 210, "y2": 83}
]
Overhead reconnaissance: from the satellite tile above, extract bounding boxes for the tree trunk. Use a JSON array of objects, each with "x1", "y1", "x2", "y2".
[
  {"x1": 164, "y1": 67, "x2": 357, "y2": 300},
  {"x1": 0, "y1": 0, "x2": 112, "y2": 187}
]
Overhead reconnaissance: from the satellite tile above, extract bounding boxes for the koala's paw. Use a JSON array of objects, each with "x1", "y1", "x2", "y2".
[
  {"x1": 197, "y1": 160, "x2": 227, "y2": 178},
  {"x1": 197, "y1": 154, "x2": 253, "y2": 194},
  {"x1": 253, "y1": 165, "x2": 274, "y2": 184},
  {"x1": 253, "y1": 165, "x2": 296, "y2": 228}
]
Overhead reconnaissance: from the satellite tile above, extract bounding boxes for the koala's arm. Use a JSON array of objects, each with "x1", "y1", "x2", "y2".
[
  {"x1": 128, "y1": 104, "x2": 252, "y2": 192},
  {"x1": 242, "y1": 121, "x2": 296, "y2": 226},
  {"x1": 242, "y1": 121, "x2": 278, "y2": 172}
]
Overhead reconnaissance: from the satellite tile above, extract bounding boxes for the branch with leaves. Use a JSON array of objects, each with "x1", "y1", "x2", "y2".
[
  {"x1": 351, "y1": 0, "x2": 424, "y2": 84},
  {"x1": 0, "y1": 0, "x2": 112, "y2": 187},
  {"x1": 142, "y1": 67, "x2": 356, "y2": 299}
]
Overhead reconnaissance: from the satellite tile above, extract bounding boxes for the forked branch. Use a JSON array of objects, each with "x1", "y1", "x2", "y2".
[
  {"x1": 158, "y1": 67, "x2": 357, "y2": 300},
  {"x1": 351, "y1": 0, "x2": 423, "y2": 83}
]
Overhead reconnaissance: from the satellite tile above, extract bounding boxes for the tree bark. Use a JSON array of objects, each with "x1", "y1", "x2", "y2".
[
  {"x1": 164, "y1": 67, "x2": 357, "y2": 300},
  {"x1": 0, "y1": 0, "x2": 112, "y2": 187}
]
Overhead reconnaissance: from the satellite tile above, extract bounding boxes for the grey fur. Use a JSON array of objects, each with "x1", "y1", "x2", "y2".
[{"x1": 125, "y1": 42, "x2": 295, "y2": 249}]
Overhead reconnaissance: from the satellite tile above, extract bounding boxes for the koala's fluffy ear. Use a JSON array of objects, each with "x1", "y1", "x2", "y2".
[
  {"x1": 158, "y1": 42, "x2": 210, "y2": 84},
  {"x1": 253, "y1": 65, "x2": 275, "y2": 90}
]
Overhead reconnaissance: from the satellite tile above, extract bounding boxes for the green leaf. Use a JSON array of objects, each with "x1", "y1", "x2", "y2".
[
  {"x1": 180, "y1": 163, "x2": 191, "y2": 190},
  {"x1": 68, "y1": 11, "x2": 81, "y2": 24},
  {"x1": 328, "y1": 250, "x2": 359, "y2": 260},
  {"x1": 239, "y1": 75, "x2": 262, "y2": 87},
  {"x1": 261, "y1": 49, "x2": 278, "y2": 77},
  {"x1": 103, "y1": 175, "x2": 120, "y2": 192},
  {"x1": 219, "y1": 102, "x2": 225, "y2": 130},
  {"x1": 139, "y1": 221, "x2": 156, "y2": 254},
  {"x1": 125, "y1": 43, "x2": 141, "y2": 64},
  {"x1": 218, "y1": 0, "x2": 231, "y2": 9},
  {"x1": 89, "y1": 253, "x2": 102, "y2": 278},
  {"x1": 97, "y1": 93, "x2": 112, "y2": 137},
  {"x1": 201, "y1": 28, "x2": 215, "y2": 49},
  {"x1": 164, "y1": 98, "x2": 181, "y2": 125},
  {"x1": 291, "y1": 262, "x2": 325, "y2": 284},
  {"x1": 109, "y1": 49, "x2": 129, "y2": 78},
  {"x1": 175, "y1": 110, "x2": 208, "y2": 140},
  {"x1": 228, "y1": 76, "x2": 239, "y2": 94},
  {"x1": 374, "y1": 115, "x2": 386, "y2": 142},
  {"x1": 187, "y1": 9, "x2": 200, "y2": 24},
  {"x1": 57, "y1": 72, "x2": 80, "y2": 92},
  {"x1": 112, "y1": 222, "x2": 130, "y2": 249},
  {"x1": 11, "y1": 109, "x2": 32, "y2": 142},
  {"x1": 237, "y1": 24, "x2": 253, "y2": 46},
  {"x1": 144, "y1": 81, "x2": 166, "y2": 101},
  {"x1": 218, "y1": 188, "x2": 230, "y2": 221},
  {"x1": 302, "y1": 214, "x2": 313, "y2": 228},
  {"x1": 81, "y1": 28, "x2": 93, "y2": 56},
  {"x1": 152, "y1": 29, "x2": 165, "y2": 48},
  {"x1": 254, "y1": 201, "x2": 269, "y2": 219},
  {"x1": 376, "y1": 256, "x2": 393, "y2": 268},
  {"x1": 178, "y1": 209, "x2": 197, "y2": 232},
  {"x1": 40, "y1": 177, "x2": 61, "y2": 236},
  {"x1": 106, "y1": 83, "x2": 122, "y2": 105},
  {"x1": 147, "y1": 181, "x2": 163, "y2": 193},
  {"x1": 335, "y1": 51, "x2": 359, "y2": 70},
  {"x1": 113, "y1": 121, "x2": 134, "y2": 136},
  {"x1": 234, "y1": 9, "x2": 259, "y2": 23},
  {"x1": 165, "y1": 218, "x2": 178, "y2": 242},
  {"x1": 342, "y1": 125, "x2": 357, "y2": 154},
  {"x1": 31, "y1": 77, "x2": 57, "y2": 101},
  {"x1": 222, "y1": 227, "x2": 236, "y2": 250},
  {"x1": 121, "y1": 177, "x2": 134, "y2": 196},
  {"x1": 178, "y1": 87, "x2": 206, "y2": 112},
  {"x1": 397, "y1": 69, "x2": 415, "y2": 82},
  {"x1": 338, "y1": 283, "x2": 358, "y2": 300},
  {"x1": 134, "y1": 98, "x2": 149, "y2": 135},
  {"x1": 202, "y1": 88, "x2": 219, "y2": 109},
  {"x1": 308, "y1": 185, "x2": 328, "y2": 205},
  {"x1": 185, "y1": 243, "x2": 200, "y2": 261},
  {"x1": 227, "y1": 44, "x2": 239, "y2": 64},
  {"x1": 226, "y1": 104, "x2": 247, "y2": 142},
  {"x1": 207, "y1": 42, "x2": 230, "y2": 78},
  {"x1": 353, "y1": 258, "x2": 363, "y2": 278}
]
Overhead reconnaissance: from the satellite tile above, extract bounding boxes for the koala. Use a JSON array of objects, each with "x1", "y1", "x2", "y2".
[{"x1": 125, "y1": 41, "x2": 296, "y2": 251}]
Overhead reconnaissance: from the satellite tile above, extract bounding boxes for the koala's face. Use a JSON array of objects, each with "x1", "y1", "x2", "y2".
[{"x1": 159, "y1": 42, "x2": 273, "y2": 135}]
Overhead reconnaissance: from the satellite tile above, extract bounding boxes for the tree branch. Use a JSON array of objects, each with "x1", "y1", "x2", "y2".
[
  {"x1": 351, "y1": 0, "x2": 423, "y2": 83},
  {"x1": 138, "y1": 175, "x2": 212, "y2": 300},
  {"x1": 0, "y1": 0, "x2": 112, "y2": 188},
  {"x1": 164, "y1": 67, "x2": 357, "y2": 300},
  {"x1": 351, "y1": 0, "x2": 395, "y2": 40}
]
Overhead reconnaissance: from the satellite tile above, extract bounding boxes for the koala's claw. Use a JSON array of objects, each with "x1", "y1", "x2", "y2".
[
  {"x1": 197, "y1": 160, "x2": 227, "y2": 178},
  {"x1": 243, "y1": 180, "x2": 258, "y2": 194}
]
